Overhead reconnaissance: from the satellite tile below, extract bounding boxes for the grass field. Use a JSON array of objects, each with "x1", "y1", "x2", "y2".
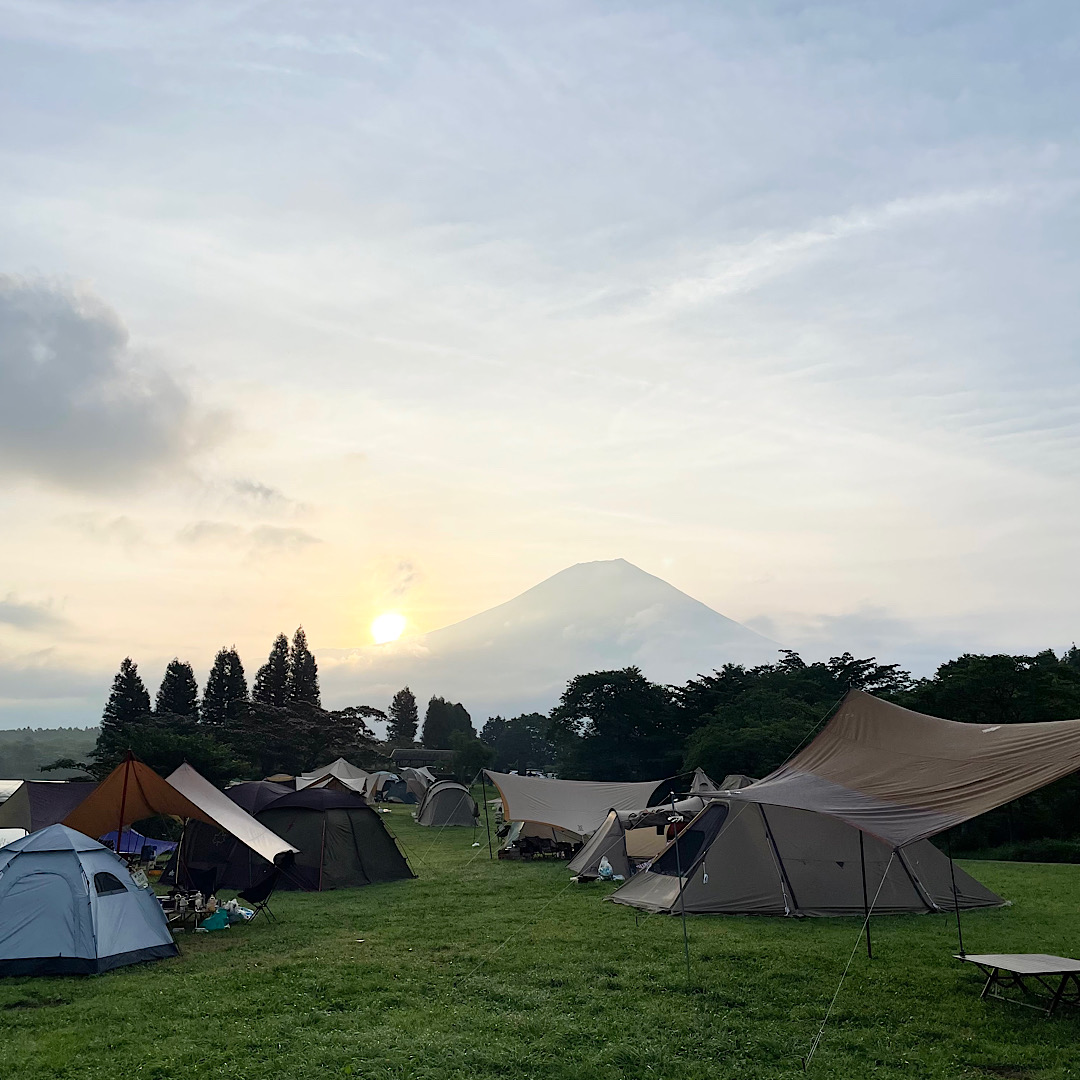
[{"x1": 3, "y1": 807, "x2": 1080, "y2": 1080}]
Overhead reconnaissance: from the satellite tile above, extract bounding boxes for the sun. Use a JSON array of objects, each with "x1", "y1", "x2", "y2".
[{"x1": 371, "y1": 612, "x2": 407, "y2": 644}]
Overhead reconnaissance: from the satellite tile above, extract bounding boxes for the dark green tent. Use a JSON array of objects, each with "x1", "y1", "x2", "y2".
[{"x1": 169, "y1": 782, "x2": 414, "y2": 892}]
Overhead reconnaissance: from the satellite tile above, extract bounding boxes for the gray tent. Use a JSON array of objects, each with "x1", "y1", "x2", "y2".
[
  {"x1": 0, "y1": 825, "x2": 177, "y2": 976},
  {"x1": 610, "y1": 799, "x2": 1005, "y2": 917},
  {"x1": 416, "y1": 781, "x2": 477, "y2": 827},
  {"x1": 0, "y1": 781, "x2": 98, "y2": 833}
]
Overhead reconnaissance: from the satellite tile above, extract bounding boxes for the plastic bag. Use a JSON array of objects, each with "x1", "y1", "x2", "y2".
[{"x1": 597, "y1": 856, "x2": 614, "y2": 881}]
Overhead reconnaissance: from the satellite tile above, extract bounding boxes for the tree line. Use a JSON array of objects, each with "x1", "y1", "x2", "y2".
[
  {"x1": 48, "y1": 636, "x2": 1080, "y2": 858},
  {"x1": 48, "y1": 629, "x2": 489, "y2": 786}
]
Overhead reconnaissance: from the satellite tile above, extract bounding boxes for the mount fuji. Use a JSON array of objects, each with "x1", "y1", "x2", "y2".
[{"x1": 319, "y1": 559, "x2": 780, "y2": 723}]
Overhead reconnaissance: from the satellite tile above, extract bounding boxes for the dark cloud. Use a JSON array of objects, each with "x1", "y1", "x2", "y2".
[
  {"x1": 0, "y1": 274, "x2": 221, "y2": 490},
  {"x1": 0, "y1": 597, "x2": 69, "y2": 634}
]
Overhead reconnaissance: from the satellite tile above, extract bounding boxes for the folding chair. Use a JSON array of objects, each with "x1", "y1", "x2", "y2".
[{"x1": 238, "y1": 868, "x2": 281, "y2": 923}]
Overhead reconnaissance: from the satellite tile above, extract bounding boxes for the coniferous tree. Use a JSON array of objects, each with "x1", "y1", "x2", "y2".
[
  {"x1": 96, "y1": 657, "x2": 152, "y2": 762},
  {"x1": 387, "y1": 686, "x2": 419, "y2": 745},
  {"x1": 253, "y1": 633, "x2": 290, "y2": 707},
  {"x1": 156, "y1": 659, "x2": 201, "y2": 721},
  {"x1": 287, "y1": 626, "x2": 320, "y2": 707},
  {"x1": 203, "y1": 646, "x2": 249, "y2": 725},
  {"x1": 422, "y1": 696, "x2": 474, "y2": 748}
]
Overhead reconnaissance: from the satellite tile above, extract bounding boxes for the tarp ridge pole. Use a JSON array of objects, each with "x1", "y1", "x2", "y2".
[
  {"x1": 480, "y1": 770, "x2": 494, "y2": 861},
  {"x1": 946, "y1": 831, "x2": 965, "y2": 957},
  {"x1": 116, "y1": 751, "x2": 133, "y2": 858},
  {"x1": 670, "y1": 793, "x2": 691, "y2": 987},
  {"x1": 859, "y1": 831, "x2": 871, "y2": 960}
]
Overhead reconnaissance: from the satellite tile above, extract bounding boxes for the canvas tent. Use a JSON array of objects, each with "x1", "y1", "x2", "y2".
[
  {"x1": 63, "y1": 757, "x2": 297, "y2": 869},
  {"x1": 401, "y1": 767, "x2": 434, "y2": 803},
  {"x1": 484, "y1": 770, "x2": 668, "y2": 841},
  {"x1": 609, "y1": 798, "x2": 1005, "y2": 917},
  {"x1": 416, "y1": 781, "x2": 477, "y2": 827},
  {"x1": 169, "y1": 782, "x2": 414, "y2": 892},
  {"x1": 568, "y1": 774, "x2": 753, "y2": 881},
  {"x1": 296, "y1": 758, "x2": 370, "y2": 792},
  {"x1": 728, "y1": 689, "x2": 1080, "y2": 848},
  {"x1": 364, "y1": 771, "x2": 412, "y2": 803},
  {"x1": 0, "y1": 824, "x2": 177, "y2": 976},
  {"x1": 0, "y1": 781, "x2": 98, "y2": 833}
]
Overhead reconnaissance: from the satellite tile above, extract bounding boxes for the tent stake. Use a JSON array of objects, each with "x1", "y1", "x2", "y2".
[
  {"x1": 480, "y1": 770, "x2": 494, "y2": 861},
  {"x1": 859, "y1": 831, "x2": 872, "y2": 960},
  {"x1": 946, "y1": 832, "x2": 965, "y2": 956},
  {"x1": 670, "y1": 794, "x2": 691, "y2": 987}
]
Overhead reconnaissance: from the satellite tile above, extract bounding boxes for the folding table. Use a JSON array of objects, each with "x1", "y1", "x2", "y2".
[{"x1": 956, "y1": 953, "x2": 1080, "y2": 1016}]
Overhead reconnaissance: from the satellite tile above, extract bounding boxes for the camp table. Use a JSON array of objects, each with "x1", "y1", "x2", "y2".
[{"x1": 955, "y1": 954, "x2": 1080, "y2": 1016}]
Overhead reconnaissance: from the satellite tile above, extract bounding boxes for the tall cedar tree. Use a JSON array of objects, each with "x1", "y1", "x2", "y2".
[
  {"x1": 203, "y1": 646, "x2": 249, "y2": 724},
  {"x1": 422, "y1": 696, "x2": 474, "y2": 748},
  {"x1": 387, "y1": 686, "x2": 419, "y2": 744},
  {"x1": 253, "y1": 633, "x2": 290, "y2": 706},
  {"x1": 287, "y1": 626, "x2": 321, "y2": 706},
  {"x1": 96, "y1": 657, "x2": 152, "y2": 761},
  {"x1": 156, "y1": 659, "x2": 200, "y2": 721}
]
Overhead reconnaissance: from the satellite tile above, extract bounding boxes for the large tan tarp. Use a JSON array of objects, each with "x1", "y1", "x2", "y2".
[
  {"x1": 63, "y1": 758, "x2": 297, "y2": 867},
  {"x1": 484, "y1": 770, "x2": 667, "y2": 839},
  {"x1": 729, "y1": 689, "x2": 1080, "y2": 847}
]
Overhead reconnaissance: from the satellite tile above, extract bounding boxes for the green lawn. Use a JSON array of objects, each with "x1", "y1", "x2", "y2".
[{"x1": 3, "y1": 809, "x2": 1080, "y2": 1080}]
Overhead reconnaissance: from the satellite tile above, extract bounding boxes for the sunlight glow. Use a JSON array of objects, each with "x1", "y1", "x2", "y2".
[{"x1": 371, "y1": 612, "x2": 407, "y2": 644}]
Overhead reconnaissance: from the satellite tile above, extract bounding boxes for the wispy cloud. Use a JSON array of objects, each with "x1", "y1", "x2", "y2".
[{"x1": 0, "y1": 596, "x2": 69, "y2": 634}]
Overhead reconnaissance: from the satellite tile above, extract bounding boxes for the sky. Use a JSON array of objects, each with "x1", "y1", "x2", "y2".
[{"x1": 2, "y1": 1, "x2": 1080, "y2": 729}]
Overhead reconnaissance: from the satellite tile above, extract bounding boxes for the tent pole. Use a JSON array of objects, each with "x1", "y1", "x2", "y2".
[
  {"x1": 859, "y1": 831, "x2": 872, "y2": 960},
  {"x1": 946, "y1": 832, "x2": 965, "y2": 956},
  {"x1": 318, "y1": 816, "x2": 326, "y2": 892},
  {"x1": 670, "y1": 794, "x2": 691, "y2": 986},
  {"x1": 116, "y1": 752, "x2": 132, "y2": 857},
  {"x1": 480, "y1": 771, "x2": 494, "y2": 861}
]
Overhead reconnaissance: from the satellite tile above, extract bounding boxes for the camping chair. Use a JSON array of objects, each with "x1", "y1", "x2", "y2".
[{"x1": 238, "y1": 868, "x2": 281, "y2": 924}]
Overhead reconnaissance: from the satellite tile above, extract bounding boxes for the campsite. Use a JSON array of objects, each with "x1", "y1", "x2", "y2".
[{"x1": 0, "y1": 802, "x2": 1077, "y2": 1080}]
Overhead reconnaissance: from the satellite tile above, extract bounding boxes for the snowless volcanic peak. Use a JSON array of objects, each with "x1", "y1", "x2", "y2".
[{"x1": 320, "y1": 559, "x2": 781, "y2": 720}]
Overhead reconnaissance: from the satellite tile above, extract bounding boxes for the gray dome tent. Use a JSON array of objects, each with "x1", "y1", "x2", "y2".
[
  {"x1": 609, "y1": 799, "x2": 1005, "y2": 917},
  {"x1": 416, "y1": 781, "x2": 478, "y2": 827},
  {"x1": 0, "y1": 825, "x2": 177, "y2": 976}
]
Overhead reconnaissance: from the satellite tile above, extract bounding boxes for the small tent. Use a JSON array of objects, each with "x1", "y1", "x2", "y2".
[
  {"x1": 296, "y1": 758, "x2": 370, "y2": 792},
  {"x1": 569, "y1": 773, "x2": 751, "y2": 880},
  {"x1": 609, "y1": 799, "x2": 1005, "y2": 917},
  {"x1": 170, "y1": 783, "x2": 414, "y2": 892},
  {"x1": 0, "y1": 825, "x2": 177, "y2": 976},
  {"x1": 416, "y1": 781, "x2": 478, "y2": 827},
  {"x1": 401, "y1": 767, "x2": 433, "y2": 803},
  {"x1": 0, "y1": 781, "x2": 98, "y2": 833}
]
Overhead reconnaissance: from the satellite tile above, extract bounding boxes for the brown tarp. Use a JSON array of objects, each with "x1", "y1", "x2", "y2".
[
  {"x1": 63, "y1": 758, "x2": 297, "y2": 866},
  {"x1": 729, "y1": 689, "x2": 1080, "y2": 847}
]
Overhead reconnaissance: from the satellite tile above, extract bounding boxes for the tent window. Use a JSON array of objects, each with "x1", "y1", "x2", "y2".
[
  {"x1": 649, "y1": 803, "x2": 729, "y2": 877},
  {"x1": 94, "y1": 872, "x2": 128, "y2": 896}
]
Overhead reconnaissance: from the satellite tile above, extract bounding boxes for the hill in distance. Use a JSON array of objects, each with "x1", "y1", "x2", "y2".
[{"x1": 320, "y1": 559, "x2": 780, "y2": 723}]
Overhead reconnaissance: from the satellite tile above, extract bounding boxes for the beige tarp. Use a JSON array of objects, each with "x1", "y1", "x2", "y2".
[
  {"x1": 296, "y1": 758, "x2": 370, "y2": 790},
  {"x1": 484, "y1": 770, "x2": 667, "y2": 839},
  {"x1": 166, "y1": 763, "x2": 298, "y2": 865},
  {"x1": 63, "y1": 758, "x2": 297, "y2": 867},
  {"x1": 729, "y1": 689, "x2": 1080, "y2": 847}
]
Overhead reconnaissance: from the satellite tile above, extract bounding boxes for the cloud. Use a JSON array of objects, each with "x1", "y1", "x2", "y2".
[
  {"x1": 0, "y1": 275, "x2": 222, "y2": 490},
  {"x1": 0, "y1": 596, "x2": 69, "y2": 634},
  {"x1": 388, "y1": 559, "x2": 419, "y2": 599},
  {"x1": 62, "y1": 513, "x2": 146, "y2": 548},
  {"x1": 228, "y1": 478, "x2": 306, "y2": 515},
  {"x1": 177, "y1": 520, "x2": 321, "y2": 553}
]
